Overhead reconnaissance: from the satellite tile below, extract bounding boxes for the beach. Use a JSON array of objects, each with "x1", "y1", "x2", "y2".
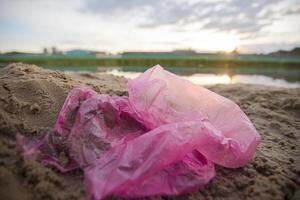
[{"x1": 0, "y1": 63, "x2": 299, "y2": 200}]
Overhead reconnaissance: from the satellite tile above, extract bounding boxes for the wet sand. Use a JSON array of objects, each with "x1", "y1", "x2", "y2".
[{"x1": 0, "y1": 63, "x2": 299, "y2": 200}]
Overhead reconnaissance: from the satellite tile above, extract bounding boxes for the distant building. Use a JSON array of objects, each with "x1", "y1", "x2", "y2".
[
  {"x1": 172, "y1": 49, "x2": 198, "y2": 55},
  {"x1": 94, "y1": 52, "x2": 118, "y2": 58},
  {"x1": 64, "y1": 49, "x2": 108, "y2": 57},
  {"x1": 122, "y1": 49, "x2": 199, "y2": 57},
  {"x1": 90, "y1": 51, "x2": 107, "y2": 57},
  {"x1": 65, "y1": 50, "x2": 93, "y2": 57},
  {"x1": 50, "y1": 46, "x2": 62, "y2": 55},
  {"x1": 52, "y1": 47, "x2": 57, "y2": 54},
  {"x1": 43, "y1": 47, "x2": 48, "y2": 54}
]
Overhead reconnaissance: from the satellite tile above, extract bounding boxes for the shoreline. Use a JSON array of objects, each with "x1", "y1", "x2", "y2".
[{"x1": 0, "y1": 63, "x2": 299, "y2": 200}]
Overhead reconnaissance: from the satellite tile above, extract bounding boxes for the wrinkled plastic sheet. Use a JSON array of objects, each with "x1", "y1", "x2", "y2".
[{"x1": 17, "y1": 65, "x2": 260, "y2": 199}]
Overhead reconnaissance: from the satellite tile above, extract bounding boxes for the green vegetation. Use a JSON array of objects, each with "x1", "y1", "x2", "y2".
[
  {"x1": 0, "y1": 55, "x2": 299, "y2": 81},
  {"x1": 1, "y1": 55, "x2": 300, "y2": 68}
]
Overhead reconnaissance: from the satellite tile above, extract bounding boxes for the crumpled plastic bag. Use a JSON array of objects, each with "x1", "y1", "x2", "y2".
[{"x1": 17, "y1": 65, "x2": 261, "y2": 199}]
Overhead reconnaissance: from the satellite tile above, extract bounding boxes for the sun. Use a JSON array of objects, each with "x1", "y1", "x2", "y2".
[
  {"x1": 222, "y1": 41, "x2": 237, "y2": 53},
  {"x1": 218, "y1": 33, "x2": 238, "y2": 53},
  {"x1": 202, "y1": 32, "x2": 239, "y2": 53}
]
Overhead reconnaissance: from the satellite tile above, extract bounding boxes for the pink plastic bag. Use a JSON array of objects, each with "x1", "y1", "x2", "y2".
[{"x1": 17, "y1": 65, "x2": 260, "y2": 199}]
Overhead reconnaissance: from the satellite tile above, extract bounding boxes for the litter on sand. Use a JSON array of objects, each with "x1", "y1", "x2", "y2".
[{"x1": 17, "y1": 65, "x2": 261, "y2": 199}]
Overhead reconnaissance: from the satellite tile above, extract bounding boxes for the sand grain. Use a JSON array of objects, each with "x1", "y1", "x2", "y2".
[{"x1": 0, "y1": 63, "x2": 299, "y2": 200}]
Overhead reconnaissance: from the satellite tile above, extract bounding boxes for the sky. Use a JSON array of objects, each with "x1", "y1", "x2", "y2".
[{"x1": 0, "y1": 0, "x2": 300, "y2": 54}]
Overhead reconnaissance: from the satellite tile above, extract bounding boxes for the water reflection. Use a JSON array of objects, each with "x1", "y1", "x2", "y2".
[
  {"x1": 183, "y1": 74, "x2": 232, "y2": 85},
  {"x1": 106, "y1": 69, "x2": 300, "y2": 88}
]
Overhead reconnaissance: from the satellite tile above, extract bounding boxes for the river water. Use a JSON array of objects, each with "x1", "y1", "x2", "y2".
[
  {"x1": 105, "y1": 69, "x2": 300, "y2": 88},
  {"x1": 45, "y1": 65, "x2": 300, "y2": 88}
]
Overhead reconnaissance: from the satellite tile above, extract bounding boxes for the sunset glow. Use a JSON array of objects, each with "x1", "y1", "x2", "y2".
[{"x1": 0, "y1": 0, "x2": 299, "y2": 53}]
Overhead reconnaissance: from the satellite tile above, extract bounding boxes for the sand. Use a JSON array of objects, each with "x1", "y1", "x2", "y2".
[{"x1": 0, "y1": 63, "x2": 299, "y2": 200}]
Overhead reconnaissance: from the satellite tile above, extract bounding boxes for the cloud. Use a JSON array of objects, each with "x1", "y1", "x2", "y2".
[
  {"x1": 80, "y1": 0, "x2": 158, "y2": 13},
  {"x1": 280, "y1": 4, "x2": 300, "y2": 15},
  {"x1": 81, "y1": 0, "x2": 300, "y2": 34},
  {"x1": 0, "y1": 0, "x2": 299, "y2": 53}
]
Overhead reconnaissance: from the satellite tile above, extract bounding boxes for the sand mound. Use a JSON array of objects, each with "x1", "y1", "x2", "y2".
[
  {"x1": 0, "y1": 63, "x2": 126, "y2": 137},
  {"x1": 0, "y1": 63, "x2": 299, "y2": 200}
]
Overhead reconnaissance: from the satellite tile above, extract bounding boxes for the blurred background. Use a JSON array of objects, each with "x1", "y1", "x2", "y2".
[{"x1": 0, "y1": 0, "x2": 300, "y2": 87}]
